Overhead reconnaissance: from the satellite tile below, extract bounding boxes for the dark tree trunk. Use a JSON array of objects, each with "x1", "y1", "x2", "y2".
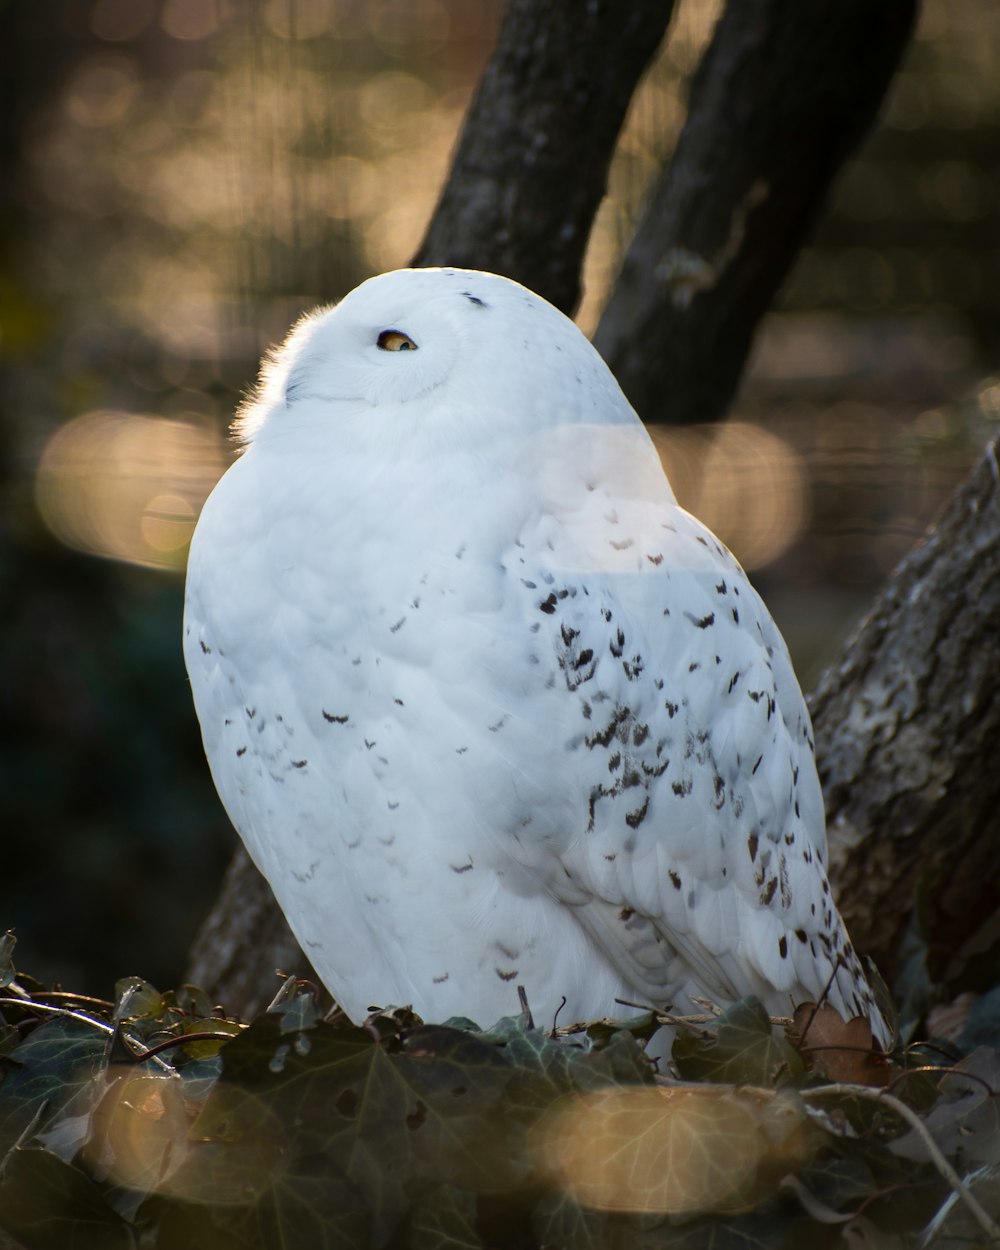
[
  {"x1": 594, "y1": 0, "x2": 919, "y2": 426},
  {"x1": 815, "y1": 441, "x2": 1000, "y2": 987},
  {"x1": 184, "y1": 841, "x2": 319, "y2": 1016},
  {"x1": 411, "y1": 0, "x2": 677, "y2": 314},
  {"x1": 186, "y1": 0, "x2": 944, "y2": 1018}
]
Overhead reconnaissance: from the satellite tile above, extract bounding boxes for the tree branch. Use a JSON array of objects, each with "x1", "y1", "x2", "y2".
[
  {"x1": 184, "y1": 843, "x2": 318, "y2": 1017},
  {"x1": 816, "y1": 441, "x2": 1000, "y2": 984},
  {"x1": 411, "y1": 0, "x2": 676, "y2": 313},
  {"x1": 594, "y1": 0, "x2": 918, "y2": 425}
]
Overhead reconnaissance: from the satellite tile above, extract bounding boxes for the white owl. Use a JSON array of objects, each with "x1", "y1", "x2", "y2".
[{"x1": 184, "y1": 267, "x2": 889, "y2": 1049}]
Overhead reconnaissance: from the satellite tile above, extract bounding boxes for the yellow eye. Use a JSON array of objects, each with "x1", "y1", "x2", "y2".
[{"x1": 377, "y1": 329, "x2": 418, "y2": 352}]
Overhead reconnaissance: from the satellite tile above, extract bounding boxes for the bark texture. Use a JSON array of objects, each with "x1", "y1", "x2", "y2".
[
  {"x1": 184, "y1": 841, "x2": 320, "y2": 1015},
  {"x1": 815, "y1": 441, "x2": 1000, "y2": 986},
  {"x1": 411, "y1": 0, "x2": 676, "y2": 314},
  {"x1": 594, "y1": 0, "x2": 918, "y2": 425}
]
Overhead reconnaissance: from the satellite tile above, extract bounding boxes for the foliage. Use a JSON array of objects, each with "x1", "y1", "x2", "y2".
[{"x1": 1, "y1": 941, "x2": 999, "y2": 1249}]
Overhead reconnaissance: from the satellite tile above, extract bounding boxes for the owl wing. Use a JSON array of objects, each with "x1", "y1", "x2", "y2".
[{"x1": 500, "y1": 447, "x2": 883, "y2": 1039}]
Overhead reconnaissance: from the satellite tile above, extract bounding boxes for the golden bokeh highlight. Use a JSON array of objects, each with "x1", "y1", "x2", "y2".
[
  {"x1": 32, "y1": 0, "x2": 733, "y2": 358},
  {"x1": 25, "y1": 0, "x2": 993, "y2": 585},
  {"x1": 33, "y1": 413, "x2": 805, "y2": 575},
  {"x1": 533, "y1": 1085, "x2": 812, "y2": 1216},
  {"x1": 84, "y1": 1066, "x2": 284, "y2": 1204},
  {"x1": 85, "y1": 1069, "x2": 192, "y2": 1193},
  {"x1": 649, "y1": 421, "x2": 808, "y2": 570},
  {"x1": 977, "y1": 377, "x2": 1000, "y2": 418},
  {"x1": 35, "y1": 411, "x2": 229, "y2": 570}
]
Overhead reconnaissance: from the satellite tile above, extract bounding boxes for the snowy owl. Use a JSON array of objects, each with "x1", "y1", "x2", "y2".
[{"x1": 184, "y1": 267, "x2": 888, "y2": 1048}]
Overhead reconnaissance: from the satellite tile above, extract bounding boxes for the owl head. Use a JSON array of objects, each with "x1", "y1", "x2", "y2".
[{"x1": 235, "y1": 268, "x2": 633, "y2": 451}]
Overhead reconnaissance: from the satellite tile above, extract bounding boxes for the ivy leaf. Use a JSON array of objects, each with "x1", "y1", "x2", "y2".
[
  {"x1": 531, "y1": 1189, "x2": 632, "y2": 1250},
  {"x1": 581, "y1": 1010, "x2": 663, "y2": 1054},
  {"x1": 7, "y1": 964, "x2": 998, "y2": 1248},
  {"x1": 0, "y1": 1147, "x2": 133, "y2": 1250},
  {"x1": 175, "y1": 1016, "x2": 244, "y2": 1062},
  {"x1": 83, "y1": 1067, "x2": 193, "y2": 1194},
  {"x1": 269, "y1": 989, "x2": 320, "y2": 1036},
  {"x1": 165, "y1": 1012, "x2": 517, "y2": 1245},
  {"x1": 533, "y1": 1085, "x2": 813, "y2": 1218},
  {"x1": 485, "y1": 1013, "x2": 653, "y2": 1125},
  {"x1": 406, "y1": 1183, "x2": 481, "y2": 1250},
  {"x1": 267, "y1": 1167, "x2": 373, "y2": 1250},
  {"x1": 0, "y1": 1016, "x2": 108, "y2": 1163},
  {"x1": 672, "y1": 998, "x2": 804, "y2": 1087},
  {"x1": 890, "y1": 1048, "x2": 1000, "y2": 1168},
  {"x1": 0, "y1": 933, "x2": 17, "y2": 991},
  {"x1": 959, "y1": 988, "x2": 1000, "y2": 1052},
  {"x1": 113, "y1": 976, "x2": 164, "y2": 1025},
  {"x1": 394, "y1": 1024, "x2": 524, "y2": 1190},
  {"x1": 136, "y1": 1193, "x2": 261, "y2": 1249},
  {"x1": 165, "y1": 984, "x2": 217, "y2": 1021}
]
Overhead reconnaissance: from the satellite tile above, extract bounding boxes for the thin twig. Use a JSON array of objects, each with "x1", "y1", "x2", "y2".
[
  {"x1": 549, "y1": 995, "x2": 568, "y2": 1041},
  {"x1": 517, "y1": 985, "x2": 535, "y2": 1030},
  {"x1": 1, "y1": 999, "x2": 114, "y2": 1034},
  {"x1": 613, "y1": 996, "x2": 663, "y2": 1012},
  {"x1": 779, "y1": 1174, "x2": 855, "y2": 1224},
  {"x1": 804, "y1": 1084, "x2": 1000, "y2": 1242},
  {"x1": 14, "y1": 990, "x2": 116, "y2": 1011},
  {"x1": 689, "y1": 996, "x2": 725, "y2": 1018},
  {"x1": 1, "y1": 980, "x2": 33, "y2": 1002},
  {"x1": 126, "y1": 1030, "x2": 244, "y2": 1062},
  {"x1": 795, "y1": 959, "x2": 843, "y2": 1051},
  {"x1": 985, "y1": 438, "x2": 999, "y2": 488},
  {"x1": 886, "y1": 1065, "x2": 998, "y2": 1099},
  {"x1": 799, "y1": 1043, "x2": 885, "y2": 1057},
  {"x1": 613, "y1": 995, "x2": 795, "y2": 1030},
  {"x1": 909, "y1": 1039, "x2": 967, "y2": 1063}
]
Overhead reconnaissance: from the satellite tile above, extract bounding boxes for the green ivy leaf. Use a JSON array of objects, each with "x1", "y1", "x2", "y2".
[
  {"x1": 136, "y1": 1193, "x2": 260, "y2": 1249},
  {"x1": 672, "y1": 998, "x2": 804, "y2": 1087},
  {"x1": 0, "y1": 1016, "x2": 108, "y2": 1162},
  {"x1": 269, "y1": 990, "x2": 320, "y2": 1036},
  {"x1": 531, "y1": 1189, "x2": 629, "y2": 1250},
  {"x1": 406, "y1": 1183, "x2": 481, "y2": 1250},
  {"x1": 0, "y1": 1147, "x2": 133, "y2": 1250},
  {"x1": 1, "y1": 967, "x2": 991, "y2": 1248},
  {"x1": 0, "y1": 933, "x2": 17, "y2": 991},
  {"x1": 113, "y1": 976, "x2": 164, "y2": 1025}
]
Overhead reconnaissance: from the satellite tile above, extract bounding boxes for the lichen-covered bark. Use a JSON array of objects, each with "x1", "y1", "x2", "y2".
[
  {"x1": 594, "y1": 0, "x2": 918, "y2": 425},
  {"x1": 411, "y1": 0, "x2": 676, "y2": 313},
  {"x1": 814, "y1": 441, "x2": 1000, "y2": 985}
]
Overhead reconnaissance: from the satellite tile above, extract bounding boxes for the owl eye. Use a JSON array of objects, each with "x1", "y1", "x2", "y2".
[{"x1": 377, "y1": 329, "x2": 418, "y2": 352}]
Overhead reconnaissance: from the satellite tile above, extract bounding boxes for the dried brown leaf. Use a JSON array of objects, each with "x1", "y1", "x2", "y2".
[
  {"x1": 790, "y1": 1003, "x2": 889, "y2": 1087},
  {"x1": 926, "y1": 992, "x2": 977, "y2": 1043}
]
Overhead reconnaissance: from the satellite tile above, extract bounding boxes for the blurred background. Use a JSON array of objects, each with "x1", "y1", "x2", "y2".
[{"x1": 1, "y1": 0, "x2": 998, "y2": 996}]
